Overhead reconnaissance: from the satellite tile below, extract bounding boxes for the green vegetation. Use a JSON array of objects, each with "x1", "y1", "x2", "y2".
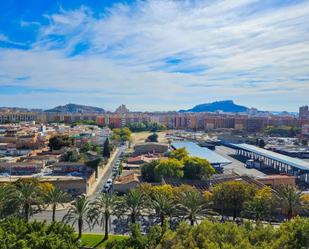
[
  {"x1": 103, "y1": 138, "x2": 111, "y2": 158},
  {"x1": 88, "y1": 193, "x2": 119, "y2": 241},
  {"x1": 63, "y1": 148, "x2": 81, "y2": 162},
  {"x1": 141, "y1": 148, "x2": 215, "y2": 182},
  {"x1": 125, "y1": 121, "x2": 166, "y2": 132},
  {"x1": 44, "y1": 187, "x2": 70, "y2": 222},
  {"x1": 81, "y1": 234, "x2": 127, "y2": 248},
  {"x1": 48, "y1": 135, "x2": 73, "y2": 150},
  {"x1": 212, "y1": 180, "x2": 257, "y2": 220},
  {"x1": 154, "y1": 158, "x2": 184, "y2": 179},
  {"x1": 0, "y1": 179, "x2": 309, "y2": 248},
  {"x1": 0, "y1": 179, "x2": 69, "y2": 222},
  {"x1": 106, "y1": 217, "x2": 309, "y2": 249},
  {"x1": 146, "y1": 132, "x2": 158, "y2": 142},
  {"x1": 169, "y1": 147, "x2": 189, "y2": 161},
  {"x1": 116, "y1": 188, "x2": 147, "y2": 224},
  {"x1": 71, "y1": 120, "x2": 97, "y2": 126},
  {"x1": 63, "y1": 195, "x2": 92, "y2": 239},
  {"x1": 112, "y1": 127, "x2": 132, "y2": 142},
  {"x1": 80, "y1": 142, "x2": 101, "y2": 154},
  {"x1": 0, "y1": 217, "x2": 79, "y2": 249},
  {"x1": 184, "y1": 156, "x2": 215, "y2": 180},
  {"x1": 263, "y1": 125, "x2": 301, "y2": 137}
]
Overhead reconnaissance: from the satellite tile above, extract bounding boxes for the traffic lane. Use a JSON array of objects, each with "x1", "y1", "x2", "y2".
[
  {"x1": 32, "y1": 146, "x2": 125, "y2": 221},
  {"x1": 215, "y1": 145, "x2": 265, "y2": 177},
  {"x1": 90, "y1": 146, "x2": 125, "y2": 200}
]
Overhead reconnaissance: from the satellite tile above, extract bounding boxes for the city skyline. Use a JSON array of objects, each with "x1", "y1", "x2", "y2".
[{"x1": 0, "y1": 0, "x2": 309, "y2": 111}]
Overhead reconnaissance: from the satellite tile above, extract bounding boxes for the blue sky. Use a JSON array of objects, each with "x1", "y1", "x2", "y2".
[{"x1": 0, "y1": 0, "x2": 308, "y2": 111}]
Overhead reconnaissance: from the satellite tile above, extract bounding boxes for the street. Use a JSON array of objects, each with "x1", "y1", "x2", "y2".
[{"x1": 32, "y1": 145, "x2": 127, "y2": 234}]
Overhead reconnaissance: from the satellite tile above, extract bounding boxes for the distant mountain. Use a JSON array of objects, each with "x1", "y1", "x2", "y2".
[
  {"x1": 45, "y1": 103, "x2": 105, "y2": 113},
  {"x1": 180, "y1": 100, "x2": 249, "y2": 113}
]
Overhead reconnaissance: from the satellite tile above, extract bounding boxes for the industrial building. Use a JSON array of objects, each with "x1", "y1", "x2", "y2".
[{"x1": 234, "y1": 143, "x2": 309, "y2": 184}]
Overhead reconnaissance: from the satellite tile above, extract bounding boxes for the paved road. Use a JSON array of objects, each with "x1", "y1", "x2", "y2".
[
  {"x1": 32, "y1": 145, "x2": 127, "y2": 233},
  {"x1": 215, "y1": 145, "x2": 265, "y2": 177}
]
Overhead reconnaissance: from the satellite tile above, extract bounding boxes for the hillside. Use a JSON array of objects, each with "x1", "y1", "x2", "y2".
[
  {"x1": 45, "y1": 103, "x2": 105, "y2": 113},
  {"x1": 180, "y1": 100, "x2": 248, "y2": 113}
]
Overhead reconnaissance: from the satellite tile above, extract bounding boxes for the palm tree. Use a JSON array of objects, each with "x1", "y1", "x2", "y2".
[
  {"x1": 88, "y1": 193, "x2": 118, "y2": 241},
  {"x1": 176, "y1": 189, "x2": 212, "y2": 226},
  {"x1": 63, "y1": 195, "x2": 91, "y2": 240},
  {"x1": 276, "y1": 185, "x2": 303, "y2": 220},
  {"x1": 0, "y1": 185, "x2": 17, "y2": 218},
  {"x1": 119, "y1": 188, "x2": 146, "y2": 224},
  {"x1": 44, "y1": 187, "x2": 70, "y2": 222},
  {"x1": 150, "y1": 192, "x2": 174, "y2": 226},
  {"x1": 14, "y1": 180, "x2": 43, "y2": 222}
]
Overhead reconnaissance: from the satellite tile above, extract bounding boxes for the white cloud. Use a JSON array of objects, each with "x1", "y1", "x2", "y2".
[{"x1": 0, "y1": 0, "x2": 308, "y2": 111}]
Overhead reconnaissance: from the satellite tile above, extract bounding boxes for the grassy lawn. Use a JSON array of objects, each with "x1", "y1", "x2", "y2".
[{"x1": 80, "y1": 234, "x2": 127, "y2": 248}]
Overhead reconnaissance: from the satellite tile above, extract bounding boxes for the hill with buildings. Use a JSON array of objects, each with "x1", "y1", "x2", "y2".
[
  {"x1": 44, "y1": 103, "x2": 105, "y2": 113},
  {"x1": 180, "y1": 100, "x2": 249, "y2": 113}
]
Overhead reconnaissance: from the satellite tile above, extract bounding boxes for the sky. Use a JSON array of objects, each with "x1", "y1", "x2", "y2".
[{"x1": 0, "y1": 0, "x2": 308, "y2": 112}]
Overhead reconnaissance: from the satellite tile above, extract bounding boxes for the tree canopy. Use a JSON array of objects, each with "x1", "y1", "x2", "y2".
[
  {"x1": 125, "y1": 121, "x2": 166, "y2": 132},
  {"x1": 0, "y1": 217, "x2": 79, "y2": 249},
  {"x1": 146, "y1": 133, "x2": 158, "y2": 142},
  {"x1": 183, "y1": 157, "x2": 215, "y2": 180},
  {"x1": 49, "y1": 135, "x2": 73, "y2": 150},
  {"x1": 112, "y1": 128, "x2": 132, "y2": 142}
]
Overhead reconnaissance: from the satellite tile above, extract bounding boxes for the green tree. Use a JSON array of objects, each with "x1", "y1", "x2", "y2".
[
  {"x1": 183, "y1": 157, "x2": 215, "y2": 180},
  {"x1": 242, "y1": 186, "x2": 274, "y2": 222},
  {"x1": 276, "y1": 185, "x2": 303, "y2": 220},
  {"x1": 88, "y1": 193, "x2": 118, "y2": 241},
  {"x1": 63, "y1": 148, "x2": 81, "y2": 162},
  {"x1": 169, "y1": 147, "x2": 189, "y2": 161},
  {"x1": 126, "y1": 121, "x2": 166, "y2": 132},
  {"x1": 273, "y1": 216, "x2": 309, "y2": 249},
  {"x1": 81, "y1": 142, "x2": 101, "y2": 154},
  {"x1": 141, "y1": 160, "x2": 160, "y2": 182},
  {"x1": 0, "y1": 185, "x2": 17, "y2": 218},
  {"x1": 175, "y1": 187, "x2": 212, "y2": 226},
  {"x1": 85, "y1": 156, "x2": 103, "y2": 179},
  {"x1": 212, "y1": 181, "x2": 256, "y2": 220},
  {"x1": 112, "y1": 128, "x2": 132, "y2": 142},
  {"x1": 63, "y1": 195, "x2": 91, "y2": 240},
  {"x1": 14, "y1": 180, "x2": 43, "y2": 222},
  {"x1": 154, "y1": 158, "x2": 184, "y2": 179},
  {"x1": 149, "y1": 191, "x2": 175, "y2": 226},
  {"x1": 146, "y1": 133, "x2": 159, "y2": 142},
  {"x1": 44, "y1": 187, "x2": 70, "y2": 222},
  {"x1": 49, "y1": 135, "x2": 73, "y2": 150},
  {"x1": 103, "y1": 138, "x2": 111, "y2": 158},
  {"x1": 118, "y1": 188, "x2": 147, "y2": 224},
  {"x1": 0, "y1": 217, "x2": 79, "y2": 249}
]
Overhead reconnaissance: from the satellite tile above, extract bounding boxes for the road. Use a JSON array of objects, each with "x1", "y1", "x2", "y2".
[
  {"x1": 215, "y1": 145, "x2": 265, "y2": 177},
  {"x1": 32, "y1": 145, "x2": 127, "y2": 233}
]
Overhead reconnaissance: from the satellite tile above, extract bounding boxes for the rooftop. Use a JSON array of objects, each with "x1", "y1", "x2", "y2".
[
  {"x1": 172, "y1": 141, "x2": 231, "y2": 166},
  {"x1": 234, "y1": 143, "x2": 309, "y2": 171}
]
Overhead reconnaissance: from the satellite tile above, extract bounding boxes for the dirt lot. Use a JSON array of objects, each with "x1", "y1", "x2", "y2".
[{"x1": 131, "y1": 131, "x2": 169, "y2": 145}]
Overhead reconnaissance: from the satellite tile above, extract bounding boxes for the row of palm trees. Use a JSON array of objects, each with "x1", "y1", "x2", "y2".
[
  {"x1": 0, "y1": 180, "x2": 69, "y2": 222},
  {"x1": 64, "y1": 185, "x2": 212, "y2": 240},
  {"x1": 0, "y1": 180, "x2": 308, "y2": 242}
]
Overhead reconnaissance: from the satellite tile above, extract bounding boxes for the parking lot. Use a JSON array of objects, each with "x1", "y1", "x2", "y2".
[{"x1": 215, "y1": 145, "x2": 265, "y2": 177}]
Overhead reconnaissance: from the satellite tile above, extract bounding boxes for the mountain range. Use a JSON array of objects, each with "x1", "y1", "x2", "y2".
[
  {"x1": 179, "y1": 100, "x2": 249, "y2": 113},
  {"x1": 44, "y1": 104, "x2": 105, "y2": 113}
]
